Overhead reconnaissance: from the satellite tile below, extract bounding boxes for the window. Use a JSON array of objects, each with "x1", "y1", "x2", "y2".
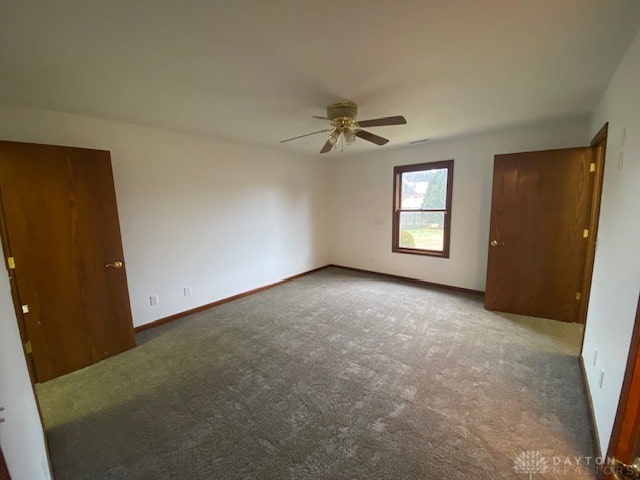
[{"x1": 392, "y1": 160, "x2": 454, "y2": 257}]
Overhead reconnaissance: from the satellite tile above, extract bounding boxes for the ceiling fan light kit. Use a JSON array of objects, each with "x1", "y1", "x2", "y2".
[{"x1": 280, "y1": 100, "x2": 407, "y2": 154}]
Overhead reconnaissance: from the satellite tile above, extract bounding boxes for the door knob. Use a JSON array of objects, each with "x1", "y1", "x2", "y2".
[
  {"x1": 490, "y1": 240, "x2": 505, "y2": 247},
  {"x1": 612, "y1": 457, "x2": 640, "y2": 480},
  {"x1": 105, "y1": 261, "x2": 123, "y2": 268}
]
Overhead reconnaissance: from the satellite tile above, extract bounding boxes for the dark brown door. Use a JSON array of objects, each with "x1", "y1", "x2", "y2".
[
  {"x1": 485, "y1": 147, "x2": 593, "y2": 323},
  {"x1": 0, "y1": 141, "x2": 135, "y2": 382},
  {"x1": 606, "y1": 295, "x2": 640, "y2": 480},
  {"x1": 0, "y1": 445, "x2": 10, "y2": 480}
]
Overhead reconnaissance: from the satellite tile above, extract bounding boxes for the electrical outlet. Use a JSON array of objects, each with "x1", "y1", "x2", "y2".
[
  {"x1": 599, "y1": 370, "x2": 605, "y2": 389},
  {"x1": 593, "y1": 348, "x2": 598, "y2": 367},
  {"x1": 184, "y1": 286, "x2": 192, "y2": 297},
  {"x1": 149, "y1": 295, "x2": 159, "y2": 306}
]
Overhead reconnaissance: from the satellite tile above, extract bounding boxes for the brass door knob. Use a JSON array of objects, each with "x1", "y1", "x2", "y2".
[
  {"x1": 490, "y1": 240, "x2": 505, "y2": 247},
  {"x1": 612, "y1": 457, "x2": 640, "y2": 480},
  {"x1": 105, "y1": 261, "x2": 123, "y2": 268}
]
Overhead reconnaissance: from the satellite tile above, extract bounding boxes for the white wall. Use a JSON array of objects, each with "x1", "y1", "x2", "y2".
[
  {"x1": 0, "y1": 105, "x2": 329, "y2": 327},
  {"x1": 327, "y1": 117, "x2": 590, "y2": 290},
  {"x1": 0, "y1": 269, "x2": 51, "y2": 480},
  {"x1": 581, "y1": 28, "x2": 640, "y2": 456}
]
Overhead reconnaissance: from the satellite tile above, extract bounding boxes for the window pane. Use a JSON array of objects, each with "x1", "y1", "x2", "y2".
[
  {"x1": 399, "y1": 212, "x2": 445, "y2": 251},
  {"x1": 401, "y1": 168, "x2": 448, "y2": 210}
]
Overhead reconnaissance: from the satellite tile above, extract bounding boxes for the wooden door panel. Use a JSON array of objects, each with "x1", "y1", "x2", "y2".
[
  {"x1": 0, "y1": 445, "x2": 10, "y2": 480},
  {"x1": 485, "y1": 147, "x2": 593, "y2": 323},
  {"x1": 66, "y1": 148, "x2": 135, "y2": 361},
  {"x1": 0, "y1": 141, "x2": 135, "y2": 382},
  {"x1": 0, "y1": 143, "x2": 84, "y2": 378}
]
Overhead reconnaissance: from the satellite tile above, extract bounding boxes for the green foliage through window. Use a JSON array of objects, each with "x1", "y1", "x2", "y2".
[{"x1": 400, "y1": 230, "x2": 415, "y2": 247}]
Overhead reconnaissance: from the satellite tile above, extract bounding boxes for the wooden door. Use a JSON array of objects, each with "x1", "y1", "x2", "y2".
[
  {"x1": 606, "y1": 295, "x2": 640, "y2": 480},
  {"x1": 0, "y1": 141, "x2": 135, "y2": 382},
  {"x1": 0, "y1": 445, "x2": 9, "y2": 480},
  {"x1": 485, "y1": 147, "x2": 594, "y2": 323}
]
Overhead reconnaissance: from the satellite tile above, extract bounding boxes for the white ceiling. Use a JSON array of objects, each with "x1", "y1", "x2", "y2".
[{"x1": 1, "y1": 1, "x2": 639, "y2": 155}]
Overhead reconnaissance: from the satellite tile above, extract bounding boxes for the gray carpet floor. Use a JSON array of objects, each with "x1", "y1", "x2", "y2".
[{"x1": 37, "y1": 267, "x2": 596, "y2": 479}]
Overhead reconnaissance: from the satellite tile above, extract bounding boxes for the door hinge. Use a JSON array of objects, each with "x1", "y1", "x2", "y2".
[
  {"x1": 24, "y1": 340, "x2": 32, "y2": 354},
  {"x1": 21, "y1": 304, "x2": 29, "y2": 313},
  {"x1": 583, "y1": 229, "x2": 589, "y2": 238},
  {"x1": 590, "y1": 163, "x2": 596, "y2": 173},
  {"x1": 7, "y1": 257, "x2": 15, "y2": 269},
  {"x1": 576, "y1": 292, "x2": 582, "y2": 301}
]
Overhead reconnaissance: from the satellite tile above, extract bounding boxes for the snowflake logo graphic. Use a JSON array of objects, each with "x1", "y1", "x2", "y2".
[{"x1": 514, "y1": 450, "x2": 548, "y2": 479}]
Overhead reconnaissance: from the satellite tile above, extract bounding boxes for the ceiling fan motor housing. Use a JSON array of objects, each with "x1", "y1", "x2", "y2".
[{"x1": 327, "y1": 101, "x2": 358, "y2": 122}]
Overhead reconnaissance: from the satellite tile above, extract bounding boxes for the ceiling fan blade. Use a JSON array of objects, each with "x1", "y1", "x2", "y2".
[
  {"x1": 320, "y1": 139, "x2": 334, "y2": 154},
  {"x1": 312, "y1": 115, "x2": 329, "y2": 120},
  {"x1": 357, "y1": 116, "x2": 407, "y2": 128},
  {"x1": 356, "y1": 129, "x2": 389, "y2": 146},
  {"x1": 280, "y1": 129, "x2": 331, "y2": 143}
]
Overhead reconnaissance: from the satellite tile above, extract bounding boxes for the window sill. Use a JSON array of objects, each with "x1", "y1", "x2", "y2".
[{"x1": 392, "y1": 247, "x2": 450, "y2": 258}]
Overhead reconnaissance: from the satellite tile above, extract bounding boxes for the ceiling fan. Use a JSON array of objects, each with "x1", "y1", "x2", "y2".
[{"x1": 280, "y1": 101, "x2": 407, "y2": 154}]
